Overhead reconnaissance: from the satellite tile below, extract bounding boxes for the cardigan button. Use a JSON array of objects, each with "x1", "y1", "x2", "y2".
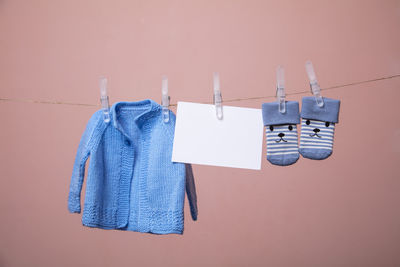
[{"x1": 124, "y1": 139, "x2": 131, "y2": 146}]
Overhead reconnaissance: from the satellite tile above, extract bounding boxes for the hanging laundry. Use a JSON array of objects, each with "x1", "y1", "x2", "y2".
[
  {"x1": 68, "y1": 99, "x2": 197, "y2": 235},
  {"x1": 261, "y1": 66, "x2": 300, "y2": 166},
  {"x1": 262, "y1": 101, "x2": 301, "y2": 166},
  {"x1": 300, "y1": 61, "x2": 341, "y2": 160},
  {"x1": 299, "y1": 97, "x2": 340, "y2": 160}
]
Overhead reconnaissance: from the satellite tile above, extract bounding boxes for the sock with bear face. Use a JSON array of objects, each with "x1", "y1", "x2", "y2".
[
  {"x1": 262, "y1": 101, "x2": 300, "y2": 166},
  {"x1": 299, "y1": 96, "x2": 340, "y2": 160}
]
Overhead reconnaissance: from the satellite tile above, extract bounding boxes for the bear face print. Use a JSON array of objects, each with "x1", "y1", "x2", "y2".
[
  {"x1": 267, "y1": 124, "x2": 297, "y2": 143},
  {"x1": 265, "y1": 124, "x2": 299, "y2": 165},
  {"x1": 299, "y1": 118, "x2": 335, "y2": 159}
]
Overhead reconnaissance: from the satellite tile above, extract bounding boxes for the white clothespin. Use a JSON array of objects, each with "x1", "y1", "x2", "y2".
[
  {"x1": 305, "y1": 60, "x2": 324, "y2": 107},
  {"x1": 213, "y1": 72, "x2": 223, "y2": 120},
  {"x1": 276, "y1": 65, "x2": 286, "y2": 113},
  {"x1": 99, "y1": 77, "x2": 110, "y2": 123},
  {"x1": 161, "y1": 75, "x2": 170, "y2": 123}
]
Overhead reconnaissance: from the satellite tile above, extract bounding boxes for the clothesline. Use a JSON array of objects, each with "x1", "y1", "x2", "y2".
[{"x1": 1, "y1": 74, "x2": 399, "y2": 108}]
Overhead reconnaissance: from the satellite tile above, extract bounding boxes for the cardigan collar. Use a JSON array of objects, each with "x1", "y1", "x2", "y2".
[{"x1": 111, "y1": 99, "x2": 161, "y2": 140}]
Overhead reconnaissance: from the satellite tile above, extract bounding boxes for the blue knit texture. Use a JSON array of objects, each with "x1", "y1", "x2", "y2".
[
  {"x1": 299, "y1": 118, "x2": 336, "y2": 160},
  {"x1": 262, "y1": 101, "x2": 300, "y2": 126},
  {"x1": 262, "y1": 101, "x2": 300, "y2": 166},
  {"x1": 68, "y1": 99, "x2": 197, "y2": 234},
  {"x1": 300, "y1": 96, "x2": 340, "y2": 123},
  {"x1": 299, "y1": 97, "x2": 340, "y2": 160},
  {"x1": 265, "y1": 124, "x2": 300, "y2": 166}
]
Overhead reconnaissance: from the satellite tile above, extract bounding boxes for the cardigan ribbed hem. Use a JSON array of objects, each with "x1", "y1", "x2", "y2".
[
  {"x1": 83, "y1": 223, "x2": 184, "y2": 235},
  {"x1": 82, "y1": 207, "x2": 184, "y2": 234}
]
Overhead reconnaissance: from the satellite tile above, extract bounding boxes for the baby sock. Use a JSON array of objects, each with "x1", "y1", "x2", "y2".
[
  {"x1": 299, "y1": 96, "x2": 341, "y2": 160},
  {"x1": 262, "y1": 101, "x2": 300, "y2": 166}
]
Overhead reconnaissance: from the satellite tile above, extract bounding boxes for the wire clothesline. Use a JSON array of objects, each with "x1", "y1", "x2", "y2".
[{"x1": 1, "y1": 74, "x2": 399, "y2": 108}]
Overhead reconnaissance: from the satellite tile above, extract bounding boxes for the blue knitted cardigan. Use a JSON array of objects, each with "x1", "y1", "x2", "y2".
[{"x1": 68, "y1": 99, "x2": 197, "y2": 234}]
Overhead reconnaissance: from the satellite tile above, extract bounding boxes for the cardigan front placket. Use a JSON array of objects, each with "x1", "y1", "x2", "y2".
[
  {"x1": 116, "y1": 135, "x2": 135, "y2": 228},
  {"x1": 111, "y1": 101, "x2": 160, "y2": 230}
]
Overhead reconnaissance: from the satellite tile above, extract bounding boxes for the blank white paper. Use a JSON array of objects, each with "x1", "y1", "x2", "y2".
[{"x1": 172, "y1": 102, "x2": 263, "y2": 170}]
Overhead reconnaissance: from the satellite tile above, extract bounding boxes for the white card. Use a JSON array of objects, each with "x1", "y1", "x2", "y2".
[{"x1": 172, "y1": 102, "x2": 263, "y2": 170}]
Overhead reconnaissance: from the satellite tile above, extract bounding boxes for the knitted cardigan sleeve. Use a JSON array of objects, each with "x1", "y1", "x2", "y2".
[
  {"x1": 185, "y1": 163, "x2": 198, "y2": 221},
  {"x1": 68, "y1": 111, "x2": 102, "y2": 213}
]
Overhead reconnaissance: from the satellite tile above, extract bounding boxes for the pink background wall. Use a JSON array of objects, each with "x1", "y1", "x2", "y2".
[{"x1": 1, "y1": 0, "x2": 400, "y2": 266}]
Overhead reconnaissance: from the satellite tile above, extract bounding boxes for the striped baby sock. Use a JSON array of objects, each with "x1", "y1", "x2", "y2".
[
  {"x1": 262, "y1": 101, "x2": 300, "y2": 166},
  {"x1": 299, "y1": 96, "x2": 340, "y2": 160}
]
